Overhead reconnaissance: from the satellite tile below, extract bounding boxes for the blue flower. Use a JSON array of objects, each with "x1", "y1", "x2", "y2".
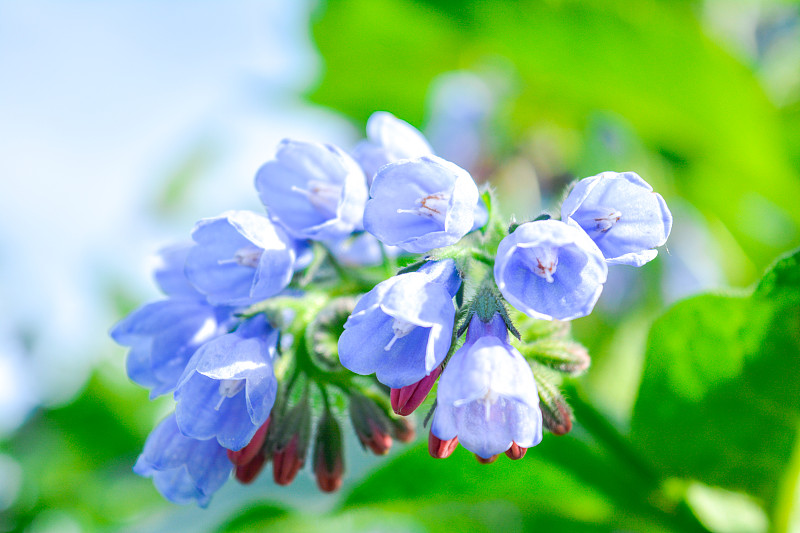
[
  {"x1": 134, "y1": 413, "x2": 232, "y2": 507},
  {"x1": 351, "y1": 111, "x2": 433, "y2": 185},
  {"x1": 174, "y1": 314, "x2": 279, "y2": 451},
  {"x1": 111, "y1": 298, "x2": 232, "y2": 398},
  {"x1": 327, "y1": 232, "x2": 402, "y2": 267},
  {"x1": 255, "y1": 139, "x2": 368, "y2": 241},
  {"x1": 364, "y1": 156, "x2": 479, "y2": 253},
  {"x1": 152, "y1": 243, "x2": 201, "y2": 299},
  {"x1": 185, "y1": 210, "x2": 295, "y2": 306},
  {"x1": 494, "y1": 219, "x2": 608, "y2": 321},
  {"x1": 338, "y1": 260, "x2": 460, "y2": 388},
  {"x1": 561, "y1": 171, "x2": 672, "y2": 266},
  {"x1": 431, "y1": 314, "x2": 542, "y2": 459}
]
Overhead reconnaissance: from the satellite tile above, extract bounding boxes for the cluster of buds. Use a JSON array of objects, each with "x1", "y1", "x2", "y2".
[{"x1": 112, "y1": 111, "x2": 671, "y2": 505}]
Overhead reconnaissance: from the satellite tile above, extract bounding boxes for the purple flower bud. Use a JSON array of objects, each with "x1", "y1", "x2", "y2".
[
  {"x1": 390, "y1": 365, "x2": 442, "y2": 416},
  {"x1": 255, "y1": 139, "x2": 368, "y2": 241},
  {"x1": 494, "y1": 219, "x2": 608, "y2": 321},
  {"x1": 185, "y1": 210, "x2": 295, "y2": 306},
  {"x1": 234, "y1": 451, "x2": 267, "y2": 485},
  {"x1": 174, "y1": 314, "x2": 278, "y2": 451},
  {"x1": 339, "y1": 260, "x2": 459, "y2": 388},
  {"x1": 273, "y1": 434, "x2": 304, "y2": 486},
  {"x1": 561, "y1": 171, "x2": 672, "y2": 266},
  {"x1": 364, "y1": 156, "x2": 479, "y2": 253},
  {"x1": 133, "y1": 414, "x2": 232, "y2": 507},
  {"x1": 352, "y1": 111, "x2": 433, "y2": 185},
  {"x1": 431, "y1": 314, "x2": 543, "y2": 459}
]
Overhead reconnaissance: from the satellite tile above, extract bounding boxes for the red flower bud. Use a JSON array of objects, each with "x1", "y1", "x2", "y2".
[
  {"x1": 390, "y1": 416, "x2": 416, "y2": 443},
  {"x1": 272, "y1": 434, "x2": 304, "y2": 486},
  {"x1": 505, "y1": 442, "x2": 527, "y2": 460},
  {"x1": 349, "y1": 393, "x2": 394, "y2": 456},
  {"x1": 390, "y1": 366, "x2": 442, "y2": 416},
  {"x1": 475, "y1": 453, "x2": 498, "y2": 464},
  {"x1": 227, "y1": 418, "x2": 270, "y2": 466},
  {"x1": 428, "y1": 432, "x2": 458, "y2": 459},
  {"x1": 234, "y1": 452, "x2": 267, "y2": 484},
  {"x1": 313, "y1": 412, "x2": 344, "y2": 493}
]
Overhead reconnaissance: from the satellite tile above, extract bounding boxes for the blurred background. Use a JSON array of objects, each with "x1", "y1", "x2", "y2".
[{"x1": 1, "y1": 0, "x2": 799, "y2": 531}]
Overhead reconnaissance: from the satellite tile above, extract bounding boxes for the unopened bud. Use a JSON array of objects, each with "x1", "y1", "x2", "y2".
[
  {"x1": 428, "y1": 432, "x2": 458, "y2": 459},
  {"x1": 313, "y1": 412, "x2": 344, "y2": 493},
  {"x1": 349, "y1": 393, "x2": 393, "y2": 455},
  {"x1": 505, "y1": 442, "x2": 527, "y2": 460},
  {"x1": 475, "y1": 454, "x2": 498, "y2": 464},
  {"x1": 234, "y1": 452, "x2": 267, "y2": 484},
  {"x1": 523, "y1": 339, "x2": 590, "y2": 376},
  {"x1": 533, "y1": 364, "x2": 573, "y2": 436},
  {"x1": 227, "y1": 418, "x2": 270, "y2": 466},
  {"x1": 389, "y1": 416, "x2": 416, "y2": 443},
  {"x1": 390, "y1": 367, "x2": 442, "y2": 416},
  {"x1": 271, "y1": 399, "x2": 311, "y2": 486}
]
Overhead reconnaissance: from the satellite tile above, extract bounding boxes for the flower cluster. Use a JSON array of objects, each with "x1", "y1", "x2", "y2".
[{"x1": 112, "y1": 111, "x2": 672, "y2": 505}]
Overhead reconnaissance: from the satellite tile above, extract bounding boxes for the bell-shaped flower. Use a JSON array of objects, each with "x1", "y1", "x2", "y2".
[
  {"x1": 351, "y1": 111, "x2": 433, "y2": 185},
  {"x1": 152, "y1": 243, "x2": 201, "y2": 299},
  {"x1": 184, "y1": 210, "x2": 295, "y2": 307},
  {"x1": 174, "y1": 314, "x2": 279, "y2": 451},
  {"x1": 364, "y1": 156, "x2": 479, "y2": 254},
  {"x1": 431, "y1": 314, "x2": 542, "y2": 459},
  {"x1": 494, "y1": 219, "x2": 608, "y2": 321},
  {"x1": 338, "y1": 259, "x2": 460, "y2": 388},
  {"x1": 111, "y1": 298, "x2": 232, "y2": 398},
  {"x1": 561, "y1": 171, "x2": 672, "y2": 266},
  {"x1": 255, "y1": 139, "x2": 368, "y2": 241},
  {"x1": 133, "y1": 414, "x2": 232, "y2": 507}
]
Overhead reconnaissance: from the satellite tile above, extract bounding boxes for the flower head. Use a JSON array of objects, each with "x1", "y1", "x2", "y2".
[
  {"x1": 561, "y1": 171, "x2": 672, "y2": 266},
  {"x1": 364, "y1": 156, "x2": 479, "y2": 253},
  {"x1": 431, "y1": 314, "x2": 542, "y2": 459},
  {"x1": 352, "y1": 111, "x2": 433, "y2": 185},
  {"x1": 494, "y1": 219, "x2": 607, "y2": 321},
  {"x1": 185, "y1": 210, "x2": 295, "y2": 306},
  {"x1": 338, "y1": 260, "x2": 459, "y2": 388},
  {"x1": 133, "y1": 414, "x2": 232, "y2": 507},
  {"x1": 255, "y1": 139, "x2": 368, "y2": 241},
  {"x1": 174, "y1": 314, "x2": 278, "y2": 451}
]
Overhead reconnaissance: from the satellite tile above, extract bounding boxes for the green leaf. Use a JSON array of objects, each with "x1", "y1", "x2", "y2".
[{"x1": 631, "y1": 248, "x2": 800, "y2": 509}]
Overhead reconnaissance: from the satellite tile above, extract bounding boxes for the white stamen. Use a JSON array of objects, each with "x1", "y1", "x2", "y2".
[
  {"x1": 218, "y1": 247, "x2": 262, "y2": 268},
  {"x1": 215, "y1": 379, "x2": 245, "y2": 411},
  {"x1": 384, "y1": 317, "x2": 417, "y2": 351},
  {"x1": 291, "y1": 180, "x2": 341, "y2": 218},
  {"x1": 594, "y1": 209, "x2": 622, "y2": 233},
  {"x1": 532, "y1": 247, "x2": 558, "y2": 283},
  {"x1": 396, "y1": 192, "x2": 450, "y2": 226}
]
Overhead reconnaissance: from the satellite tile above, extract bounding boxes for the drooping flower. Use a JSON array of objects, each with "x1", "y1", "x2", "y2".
[
  {"x1": 152, "y1": 243, "x2": 200, "y2": 299},
  {"x1": 111, "y1": 298, "x2": 232, "y2": 398},
  {"x1": 133, "y1": 414, "x2": 232, "y2": 507},
  {"x1": 494, "y1": 219, "x2": 608, "y2": 321},
  {"x1": 351, "y1": 111, "x2": 434, "y2": 185},
  {"x1": 338, "y1": 260, "x2": 459, "y2": 388},
  {"x1": 431, "y1": 314, "x2": 542, "y2": 459},
  {"x1": 561, "y1": 171, "x2": 672, "y2": 266},
  {"x1": 363, "y1": 156, "x2": 479, "y2": 254},
  {"x1": 174, "y1": 314, "x2": 279, "y2": 451},
  {"x1": 185, "y1": 210, "x2": 295, "y2": 306},
  {"x1": 255, "y1": 139, "x2": 368, "y2": 241}
]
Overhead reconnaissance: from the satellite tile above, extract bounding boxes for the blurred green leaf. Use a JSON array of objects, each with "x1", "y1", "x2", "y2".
[
  {"x1": 631, "y1": 248, "x2": 800, "y2": 512},
  {"x1": 311, "y1": 0, "x2": 800, "y2": 277}
]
